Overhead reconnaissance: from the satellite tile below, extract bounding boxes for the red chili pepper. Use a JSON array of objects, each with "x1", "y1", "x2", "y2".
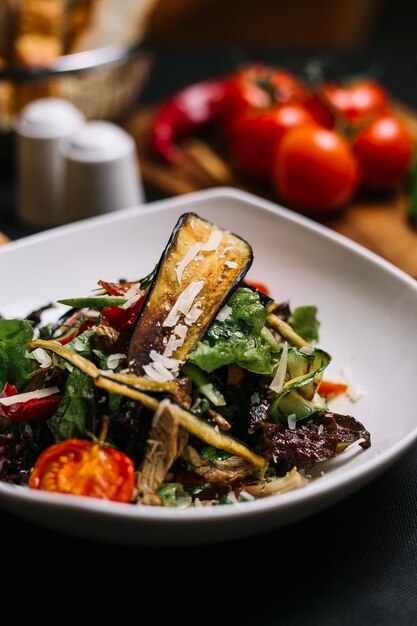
[
  {"x1": 0, "y1": 384, "x2": 61, "y2": 422},
  {"x1": 150, "y1": 78, "x2": 227, "y2": 164}
]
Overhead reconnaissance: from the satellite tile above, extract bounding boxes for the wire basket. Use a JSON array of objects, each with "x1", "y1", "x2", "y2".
[{"x1": 0, "y1": 40, "x2": 152, "y2": 134}]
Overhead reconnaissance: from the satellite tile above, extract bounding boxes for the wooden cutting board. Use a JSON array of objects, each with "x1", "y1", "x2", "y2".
[
  {"x1": 125, "y1": 102, "x2": 417, "y2": 278},
  {"x1": 0, "y1": 232, "x2": 9, "y2": 246}
]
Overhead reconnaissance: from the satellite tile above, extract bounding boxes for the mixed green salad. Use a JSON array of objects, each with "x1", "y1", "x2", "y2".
[{"x1": 0, "y1": 213, "x2": 370, "y2": 507}]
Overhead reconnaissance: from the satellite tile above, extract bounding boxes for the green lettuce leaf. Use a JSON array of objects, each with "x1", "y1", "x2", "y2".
[
  {"x1": 47, "y1": 330, "x2": 95, "y2": 441},
  {"x1": 0, "y1": 319, "x2": 35, "y2": 392},
  {"x1": 188, "y1": 288, "x2": 278, "y2": 375},
  {"x1": 288, "y1": 306, "x2": 320, "y2": 343}
]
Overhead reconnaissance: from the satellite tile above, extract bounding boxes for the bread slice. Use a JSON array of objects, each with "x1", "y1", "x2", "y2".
[{"x1": 14, "y1": 0, "x2": 65, "y2": 67}]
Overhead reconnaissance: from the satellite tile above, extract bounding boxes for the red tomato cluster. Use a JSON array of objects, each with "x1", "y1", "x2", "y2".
[
  {"x1": 221, "y1": 65, "x2": 413, "y2": 215},
  {"x1": 151, "y1": 64, "x2": 414, "y2": 216}
]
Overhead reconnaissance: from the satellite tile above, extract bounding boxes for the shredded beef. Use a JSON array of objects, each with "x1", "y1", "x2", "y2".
[{"x1": 136, "y1": 401, "x2": 188, "y2": 505}]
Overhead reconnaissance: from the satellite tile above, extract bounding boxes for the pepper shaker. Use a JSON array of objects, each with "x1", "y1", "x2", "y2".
[{"x1": 62, "y1": 121, "x2": 143, "y2": 222}]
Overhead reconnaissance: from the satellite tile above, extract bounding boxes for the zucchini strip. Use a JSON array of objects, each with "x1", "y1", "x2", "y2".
[
  {"x1": 27, "y1": 339, "x2": 266, "y2": 469},
  {"x1": 269, "y1": 348, "x2": 331, "y2": 420},
  {"x1": 266, "y1": 312, "x2": 308, "y2": 348}
]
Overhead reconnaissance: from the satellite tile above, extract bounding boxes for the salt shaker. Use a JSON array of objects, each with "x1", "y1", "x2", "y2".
[
  {"x1": 62, "y1": 121, "x2": 143, "y2": 222},
  {"x1": 15, "y1": 98, "x2": 85, "y2": 228}
]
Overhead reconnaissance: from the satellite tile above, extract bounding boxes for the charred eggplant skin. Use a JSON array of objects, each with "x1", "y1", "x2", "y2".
[{"x1": 128, "y1": 212, "x2": 253, "y2": 375}]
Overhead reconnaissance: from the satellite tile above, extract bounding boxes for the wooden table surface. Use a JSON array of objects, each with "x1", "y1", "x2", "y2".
[{"x1": 125, "y1": 101, "x2": 417, "y2": 278}]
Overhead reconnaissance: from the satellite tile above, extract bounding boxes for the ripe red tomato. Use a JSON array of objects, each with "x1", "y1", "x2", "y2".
[
  {"x1": 221, "y1": 64, "x2": 307, "y2": 122},
  {"x1": 272, "y1": 126, "x2": 360, "y2": 214},
  {"x1": 352, "y1": 115, "x2": 412, "y2": 189},
  {"x1": 29, "y1": 439, "x2": 135, "y2": 502},
  {"x1": 229, "y1": 104, "x2": 315, "y2": 178},
  {"x1": 321, "y1": 79, "x2": 388, "y2": 125}
]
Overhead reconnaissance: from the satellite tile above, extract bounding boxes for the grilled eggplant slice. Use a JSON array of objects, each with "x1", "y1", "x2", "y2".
[{"x1": 128, "y1": 213, "x2": 253, "y2": 379}]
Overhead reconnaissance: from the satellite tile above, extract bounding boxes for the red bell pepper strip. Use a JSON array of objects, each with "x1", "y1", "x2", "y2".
[
  {"x1": 244, "y1": 280, "x2": 271, "y2": 297},
  {"x1": 0, "y1": 384, "x2": 61, "y2": 422},
  {"x1": 318, "y1": 381, "x2": 348, "y2": 398},
  {"x1": 58, "y1": 319, "x2": 94, "y2": 345},
  {"x1": 101, "y1": 295, "x2": 145, "y2": 333},
  {"x1": 150, "y1": 78, "x2": 227, "y2": 164},
  {"x1": 98, "y1": 280, "x2": 141, "y2": 296}
]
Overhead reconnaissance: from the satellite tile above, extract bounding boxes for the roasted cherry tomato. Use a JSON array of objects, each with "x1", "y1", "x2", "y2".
[
  {"x1": 29, "y1": 439, "x2": 135, "y2": 502},
  {"x1": 221, "y1": 64, "x2": 307, "y2": 123},
  {"x1": 229, "y1": 104, "x2": 315, "y2": 179},
  {"x1": 321, "y1": 79, "x2": 388, "y2": 125},
  {"x1": 352, "y1": 115, "x2": 412, "y2": 189},
  {"x1": 271, "y1": 126, "x2": 360, "y2": 214}
]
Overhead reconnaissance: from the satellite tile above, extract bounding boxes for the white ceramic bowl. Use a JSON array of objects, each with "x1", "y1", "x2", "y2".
[{"x1": 1, "y1": 187, "x2": 416, "y2": 546}]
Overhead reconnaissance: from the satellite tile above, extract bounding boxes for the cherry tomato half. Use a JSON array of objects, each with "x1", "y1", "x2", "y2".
[
  {"x1": 321, "y1": 79, "x2": 388, "y2": 125},
  {"x1": 352, "y1": 115, "x2": 412, "y2": 189},
  {"x1": 271, "y1": 126, "x2": 360, "y2": 214},
  {"x1": 29, "y1": 439, "x2": 135, "y2": 502},
  {"x1": 229, "y1": 104, "x2": 315, "y2": 179}
]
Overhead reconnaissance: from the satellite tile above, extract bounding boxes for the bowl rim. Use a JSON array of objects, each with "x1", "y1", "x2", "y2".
[
  {"x1": 1, "y1": 186, "x2": 417, "y2": 529},
  {"x1": 0, "y1": 39, "x2": 148, "y2": 82}
]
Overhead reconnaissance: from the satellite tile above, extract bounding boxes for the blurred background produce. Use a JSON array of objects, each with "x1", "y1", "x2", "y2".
[{"x1": 1, "y1": 0, "x2": 417, "y2": 274}]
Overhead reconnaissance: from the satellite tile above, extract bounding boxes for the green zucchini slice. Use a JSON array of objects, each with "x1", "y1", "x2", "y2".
[
  {"x1": 128, "y1": 213, "x2": 253, "y2": 378},
  {"x1": 269, "y1": 348, "x2": 331, "y2": 421}
]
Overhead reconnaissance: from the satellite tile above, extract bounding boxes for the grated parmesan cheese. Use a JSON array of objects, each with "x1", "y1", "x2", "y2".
[
  {"x1": 299, "y1": 345, "x2": 315, "y2": 355},
  {"x1": 163, "y1": 280, "x2": 204, "y2": 327},
  {"x1": 32, "y1": 347, "x2": 52, "y2": 369},
  {"x1": 149, "y1": 350, "x2": 181, "y2": 372},
  {"x1": 287, "y1": 413, "x2": 297, "y2": 429},
  {"x1": 269, "y1": 341, "x2": 288, "y2": 393},
  {"x1": 216, "y1": 304, "x2": 232, "y2": 322},
  {"x1": 184, "y1": 303, "x2": 202, "y2": 325},
  {"x1": 107, "y1": 353, "x2": 126, "y2": 370},
  {"x1": 175, "y1": 230, "x2": 223, "y2": 284},
  {"x1": 0, "y1": 386, "x2": 60, "y2": 406},
  {"x1": 225, "y1": 260, "x2": 237, "y2": 269},
  {"x1": 143, "y1": 363, "x2": 175, "y2": 382},
  {"x1": 318, "y1": 424, "x2": 324, "y2": 435}
]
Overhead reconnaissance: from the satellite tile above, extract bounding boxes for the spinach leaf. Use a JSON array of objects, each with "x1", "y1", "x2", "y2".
[
  {"x1": 189, "y1": 288, "x2": 278, "y2": 375},
  {"x1": 289, "y1": 306, "x2": 320, "y2": 343},
  {"x1": 47, "y1": 368, "x2": 94, "y2": 441},
  {"x1": 92, "y1": 348, "x2": 124, "y2": 417},
  {"x1": 47, "y1": 329, "x2": 95, "y2": 441},
  {"x1": 0, "y1": 319, "x2": 35, "y2": 392}
]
